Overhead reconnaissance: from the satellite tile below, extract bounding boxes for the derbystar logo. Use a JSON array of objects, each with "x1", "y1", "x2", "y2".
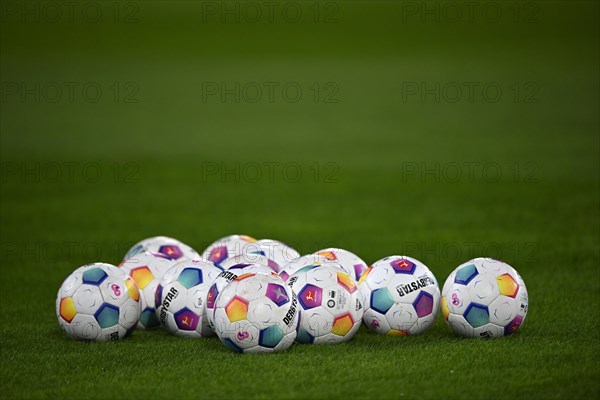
[
  {"x1": 283, "y1": 293, "x2": 298, "y2": 326},
  {"x1": 218, "y1": 270, "x2": 238, "y2": 283},
  {"x1": 159, "y1": 287, "x2": 179, "y2": 324},
  {"x1": 287, "y1": 276, "x2": 298, "y2": 286},
  {"x1": 395, "y1": 276, "x2": 435, "y2": 297}
]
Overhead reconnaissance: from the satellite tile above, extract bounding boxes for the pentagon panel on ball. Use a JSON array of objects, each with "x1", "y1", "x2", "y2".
[
  {"x1": 358, "y1": 255, "x2": 440, "y2": 336},
  {"x1": 288, "y1": 264, "x2": 363, "y2": 344},
  {"x1": 213, "y1": 273, "x2": 299, "y2": 353},
  {"x1": 441, "y1": 258, "x2": 529, "y2": 338},
  {"x1": 123, "y1": 236, "x2": 200, "y2": 262},
  {"x1": 201, "y1": 234, "x2": 257, "y2": 266},
  {"x1": 155, "y1": 260, "x2": 223, "y2": 338},
  {"x1": 56, "y1": 263, "x2": 141, "y2": 341},
  {"x1": 119, "y1": 251, "x2": 180, "y2": 329}
]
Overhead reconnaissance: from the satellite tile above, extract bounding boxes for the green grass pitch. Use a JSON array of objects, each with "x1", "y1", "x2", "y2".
[{"x1": 1, "y1": 1, "x2": 598, "y2": 399}]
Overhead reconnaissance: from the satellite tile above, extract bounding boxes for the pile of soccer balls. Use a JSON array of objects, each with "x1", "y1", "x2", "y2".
[{"x1": 56, "y1": 234, "x2": 529, "y2": 352}]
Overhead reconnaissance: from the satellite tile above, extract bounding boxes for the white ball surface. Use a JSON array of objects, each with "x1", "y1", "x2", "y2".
[
  {"x1": 213, "y1": 273, "x2": 298, "y2": 353},
  {"x1": 155, "y1": 260, "x2": 223, "y2": 337},
  {"x1": 358, "y1": 255, "x2": 440, "y2": 336},
  {"x1": 288, "y1": 264, "x2": 363, "y2": 344},
  {"x1": 56, "y1": 263, "x2": 141, "y2": 341},
  {"x1": 441, "y1": 257, "x2": 529, "y2": 338},
  {"x1": 119, "y1": 252, "x2": 179, "y2": 329}
]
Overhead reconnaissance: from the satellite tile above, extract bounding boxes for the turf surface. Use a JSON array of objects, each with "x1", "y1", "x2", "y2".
[{"x1": 1, "y1": 1, "x2": 599, "y2": 399}]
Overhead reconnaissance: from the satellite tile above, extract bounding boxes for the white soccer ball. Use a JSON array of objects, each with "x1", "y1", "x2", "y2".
[
  {"x1": 359, "y1": 255, "x2": 440, "y2": 336},
  {"x1": 441, "y1": 257, "x2": 529, "y2": 338},
  {"x1": 201, "y1": 234, "x2": 258, "y2": 266},
  {"x1": 155, "y1": 260, "x2": 223, "y2": 337},
  {"x1": 279, "y1": 254, "x2": 329, "y2": 282},
  {"x1": 313, "y1": 248, "x2": 369, "y2": 281},
  {"x1": 56, "y1": 263, "x2": 141, "y2": 341},
  {"x1": 123, "y1": 236, "x2": 200, "y2": 262},
  {"x1": 205, "y1": 263, "x2": 276, "y2": 330},
  {"x1": 213, "y1": 273, "x2": 299, "y2": 353},
  {"x1": 119, "y1": 251, "x2": 179, "y2": 329},
  {"x1": 287, "y1": 264, "x2": 363, "y2": 344}
]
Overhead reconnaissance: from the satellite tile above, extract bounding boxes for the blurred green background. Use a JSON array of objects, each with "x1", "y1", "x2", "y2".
[{"x1": 1, "y1": 1, "x2": 599, "y2": 398}]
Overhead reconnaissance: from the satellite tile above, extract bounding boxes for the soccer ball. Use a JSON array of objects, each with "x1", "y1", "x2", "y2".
[
  {"x1": 201, "y1": 234, "x2": 257, "y2": 265},
  {"x1": 219, "y1": 253, "x2": 280, "y2": 272},
  {"x1": 254, "y1": 239, "x2": 300, "y2": 272},
  {"x1": 314, "y1": 248, "x2": 369, "y2": 281},
  {"x1": 279, "y1": 254, "x2": 329, "y2": 282},
  {"x1": 288, "y1": 264, "x2": 363, "y2": 344},
  {"x1": 155, "y1": 260, "x2": 223, "y2": 337},
  {"x1": 359, "y1": 256, "x2": 440, "y2": 336},
  {"x1": 213, "y1": 273, "x2": 299, "y2": 353},
  {"x1": 119, "y1": 252, "x2": 178, "y2": 329},
  {"x1": 205, "y1": 263, "x2": 276, "y2": 331},
  {"x1": 56, "y1": 263, "x2": 141, "y2": 341},
  {"x1": 123, "y1": 236, "x2": 200, "y2": 261},
  {"x1": 441, "y1": 257, "x2": 529, "y2": 338}
]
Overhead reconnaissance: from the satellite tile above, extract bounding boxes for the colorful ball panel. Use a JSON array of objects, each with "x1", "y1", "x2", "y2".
[
  {"x1": 94, "y1": 304, "x2": 119, "y2": 329},
  {"x1": 390, "y1": 258, "x2": 416, "y2": 274},
  {"x1": 413, "y1": 292, "x2": 434, "y2": 318},
  {"x1": 298, "y1": 285, "x2": 323, "y2": 309},
  {"x1": 59, "y1": 298, "x2": 77, "y2": 323},
  {"x1": 464, "y1": 303, "x2": 490, "y2": 328},
  {"x1": 226, "y1": 296, "x2": 249, "y2": 322},
  {"x1": 82, "y1": 268, "x2": 108, "y2": 285},
  {"x1": 265, "y1": 283, "x2": 289, "y2": 307},
  {"x1": 497, "y1": 273, "x2": 519, "y2": 298},
  {"x1": 130, "y1": 267, "x2": 154, "y2": 290},
  {"x1": 454, "y1": 264, "x2": 478, "y2": 285},
  {"x1": 177, "y1": 268, "x2": 203, "y2": 289},
  {"x1": 258, "y1": 325, "x2": 284, "y2": 348},
  {"x1": 331, "y1": 313, "x2": 354, "y2": 336}
]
